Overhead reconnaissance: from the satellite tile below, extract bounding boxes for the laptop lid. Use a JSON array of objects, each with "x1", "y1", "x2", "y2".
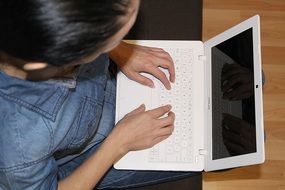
[{"x1": 204, "y1": 15, "x2": 265, "y2": 171}]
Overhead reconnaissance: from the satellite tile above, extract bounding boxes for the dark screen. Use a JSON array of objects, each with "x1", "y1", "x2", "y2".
[{"x1": 211, "y1": 28, "x2": 257, "y2": 160}]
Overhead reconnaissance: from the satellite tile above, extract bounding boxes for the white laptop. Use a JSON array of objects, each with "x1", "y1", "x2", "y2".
[{"x1": 114, "y1": 15, "x2": 265, "y2": 172}]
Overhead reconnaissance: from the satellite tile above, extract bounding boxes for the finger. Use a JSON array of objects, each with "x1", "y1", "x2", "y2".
[
  {"x1": 132, "y1": 73, "x2": 154, "y2": 88},
  {"x1": 142, "y1": 49, "x2": 175, "y2": 83},
  {"x1": 146, "y1": 65, "x2": 171, "y2": 90},
  {"x1": 148, "y1": 50, "x2": 175, "y2": 83},
  {"x1": 147, "y1": 105, "x2": 172, "y2": 118},
  {"x1": 125, "y1": 104, "x2": 146, "y2": 117},
  {"x1": 156, "y1": 125, "x2": 174, "y2": 136},
  {"x1": 157, "y1": 111, "x2": 175, "y2": 127},
  {"x1": 156, "y1": 58, "x2": 175, "y2": 83}
]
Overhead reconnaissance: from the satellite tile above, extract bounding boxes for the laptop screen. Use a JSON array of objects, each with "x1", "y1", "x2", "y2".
[{"x1": 211, "y1": 28, "x2": 257, "y2": 160}]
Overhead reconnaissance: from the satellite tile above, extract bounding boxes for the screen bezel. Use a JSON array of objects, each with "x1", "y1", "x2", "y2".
[{"x1": 204, "y1": 15, "x2": 265, "y2": 171}]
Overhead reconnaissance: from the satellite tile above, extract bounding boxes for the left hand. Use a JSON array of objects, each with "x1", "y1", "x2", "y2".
[{"x1": 109, "y1": 41, "x2": 175, "y2": 90}]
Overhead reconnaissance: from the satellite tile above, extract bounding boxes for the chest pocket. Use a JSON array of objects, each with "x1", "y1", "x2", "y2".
[{"x1": 68, "y1": 96, "x2": 103, "y2": 149}]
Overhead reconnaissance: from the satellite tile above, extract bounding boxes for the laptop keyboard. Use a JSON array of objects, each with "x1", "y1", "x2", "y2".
[{"x1": 148, "y1": 48, "x2": 195, "y2": 163}]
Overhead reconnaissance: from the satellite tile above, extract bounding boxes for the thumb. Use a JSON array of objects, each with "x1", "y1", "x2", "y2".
[{"x1": 126, "y1": 104, "x2": 146, "y2": 117}]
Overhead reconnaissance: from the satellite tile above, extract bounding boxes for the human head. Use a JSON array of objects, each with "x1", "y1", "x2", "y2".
[{"x1": 0, "y1": 0, "x2": 139, "y2": 67}]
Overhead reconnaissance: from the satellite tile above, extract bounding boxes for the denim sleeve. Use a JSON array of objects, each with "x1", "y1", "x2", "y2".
[{"x1": 1, "y1": 158, "x2": 58, "y2": 190}]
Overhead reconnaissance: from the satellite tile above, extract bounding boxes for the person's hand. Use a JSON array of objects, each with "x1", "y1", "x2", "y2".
[
  {"x1": 109, "y1": 41, "x2": 175, "y2": 90},
  {"x1": 109, "y1": 104, "x2": 175, "y2": 154},
  {"x1": 221, "y1": 63, "x2": 254, "y2": 100},
  {"x1": 222, "y1": 113, "x2": 256, "y2": 156}
]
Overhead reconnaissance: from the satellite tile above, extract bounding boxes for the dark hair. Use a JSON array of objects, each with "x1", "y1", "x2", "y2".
[{"x1": 0, "y1": 0, "x2": 131, "y2": 66}]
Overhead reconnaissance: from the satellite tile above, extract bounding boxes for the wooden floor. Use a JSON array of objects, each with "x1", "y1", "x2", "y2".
[{"x1": 202, "y1": 0, "x2": 285, "y2": 190}]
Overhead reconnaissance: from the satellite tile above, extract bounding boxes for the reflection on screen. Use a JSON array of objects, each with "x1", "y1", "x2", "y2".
[{"x1": 212, "y1": 28, "x2": 257, "y2": 160}]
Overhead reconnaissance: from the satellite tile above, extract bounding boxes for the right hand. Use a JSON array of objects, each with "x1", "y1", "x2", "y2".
[
  {"x1": 109, "y1": 42, "x2": 175, "y2": 90},
  {"x1": 109, "y1": 104, "x2": 175, "y2": 155}
]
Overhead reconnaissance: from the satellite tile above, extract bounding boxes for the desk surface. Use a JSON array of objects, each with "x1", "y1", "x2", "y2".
[{"x1": 125, "y1": 0, "x2": 202, "y2": 40}]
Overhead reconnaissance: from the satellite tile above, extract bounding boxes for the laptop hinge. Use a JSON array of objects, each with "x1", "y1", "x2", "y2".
[
  {"x1": 199, "y1": 149, "x2": 207, "y2": 155},
  {"x1": 198, "y1": 55, "x2": 206, "y2": 61}
]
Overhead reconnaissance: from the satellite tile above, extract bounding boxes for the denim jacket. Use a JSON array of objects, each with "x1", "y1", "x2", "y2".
[{"x1": 0, "y1": 54, "x2": 116, "y2": 190}]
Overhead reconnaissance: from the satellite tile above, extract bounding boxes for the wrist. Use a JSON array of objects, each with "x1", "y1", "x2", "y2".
[
  {"x1": 109, "y1": 42, "x2": 129, "y2": 68},
  {"x1": 103, "y1": 130, "x2": 128, "y2": 163}
]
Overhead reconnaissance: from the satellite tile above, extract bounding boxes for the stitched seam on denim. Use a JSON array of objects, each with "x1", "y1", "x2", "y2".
[
  {"x1": 42, "y1": 117, "x2": 54, "y2": 154},
  {"x1": 0, "y1": 91, "x2": 53, "y2": 118},
  {"x1": 103, "y1": 99, "x2": 115, "y2": 105},
  {"x1": 12, "y1": 113, "x2": 26, "y2": 165},
  {"x1": 47, "y1": 116, "x2": 76, "y2": 152},
  {"x1": 0, "y1": 113, "x2": 53, "y2": 172},
  {"x1": 50, "y1": 87, "x2": 69, "y2": 120},
  {"x1": 99, "y1": 172, "x2": 196, "y2": 189},
  {"x1": 95, "y1": 101, "x2": 115, "y2": 137},
  {"x1": 0, "y1": 154, "x2": 52, "y2": 172},
  {"x1": 85, "y1": 96, "x2": 104, "y2": 106},
  {"x1": 69, "y1": 97, "x2": 103, "y2": 146},
  {"x1": 0, "y1": 87, "x2": 68, "y2": 122},
  {"x1": 0, "y1": 91, "x2": 54, "y2": 120},
  {"x1": 67, "y1": 96, "x2": 87, "y2": 148}
]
